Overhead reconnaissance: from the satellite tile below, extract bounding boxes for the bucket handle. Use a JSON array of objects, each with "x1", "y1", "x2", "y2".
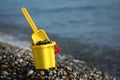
[{"x1": 54, "y1": 44, "x2": 60, "y2": 55}]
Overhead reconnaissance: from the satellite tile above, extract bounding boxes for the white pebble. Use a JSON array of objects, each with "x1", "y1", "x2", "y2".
[
  {"x1": 19, "y1": 59, "x2": 23, "y2": 63},
  {"x1": 27, "y1": 70, "x2": 34, "y2": 76},
  {"x1": 17, "y1": 54, "x2": 21, "y2": 57},
  {"x1": 15, "y1": 61, "x2": 18, "y2": 64},
  {"x1": 3, "y1": 55, "x2": 6, "y2": 58}
]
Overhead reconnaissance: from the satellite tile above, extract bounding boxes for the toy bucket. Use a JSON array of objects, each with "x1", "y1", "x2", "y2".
[{"x1": 30, "y1": 42, "x2": 56, "y2": 69}]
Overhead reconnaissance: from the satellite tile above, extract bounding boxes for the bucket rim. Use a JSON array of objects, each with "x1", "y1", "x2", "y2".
[{"x1": 30, "y1": 41, "x2": 56, "y2": 48}]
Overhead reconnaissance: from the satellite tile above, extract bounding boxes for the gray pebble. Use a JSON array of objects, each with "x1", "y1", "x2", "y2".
[
  {"x1": 49, "y1": 71, "x2": 53, "y2": 76},
  {"x1": 40, "y1": 71, "x2": 45, "y2": 75},
  {"x1": 2, "y1": 71, "x2": 8, "y2": 76}
]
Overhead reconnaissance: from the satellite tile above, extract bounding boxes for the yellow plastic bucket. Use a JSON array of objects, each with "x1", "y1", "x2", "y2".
[{"x1": 30, "y1": 42, "x2": 56, "y2": 69}]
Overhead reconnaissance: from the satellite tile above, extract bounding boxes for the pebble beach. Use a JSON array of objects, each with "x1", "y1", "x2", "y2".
[{"x1": 0, "y1": 42, "x2": 117, "y2": 80}]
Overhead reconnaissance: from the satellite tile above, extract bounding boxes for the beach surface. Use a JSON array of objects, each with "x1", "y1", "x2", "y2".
[{"x1": 0, "y1": 42, "x2": 117, "y2": 80}]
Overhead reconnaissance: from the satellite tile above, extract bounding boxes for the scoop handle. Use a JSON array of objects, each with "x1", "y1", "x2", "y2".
[{"x1": 22, "y1": 7, "x2": 38, "y2": 32}]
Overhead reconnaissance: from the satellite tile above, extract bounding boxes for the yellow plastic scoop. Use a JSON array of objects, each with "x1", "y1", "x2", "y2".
[{"x1": 21, "y1": 7, "x2": 49, "y2": 44}]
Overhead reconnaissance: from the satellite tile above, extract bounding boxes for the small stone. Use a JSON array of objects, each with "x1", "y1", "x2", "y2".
[
  {"x1": 57, "y1": 71, "x2": 60, "y2": 76},
  {"x1": 40, "y1": 71, "x2": 45, "y2": 75},
  {"x1": 27, "y1": 70, "x2": 34, "y2": 76},
  {"x1": 83, "y1": 74, "x2": 88, "y2": 78},
  {"x1": 2, "y1": 65, "x2": 7, "y2": 68},
  {"x1": 70, "y1": 62, "x2": 73, "y2": 65},
  {"x1": 10, "y1": 55, "x2": 13, "y2": 58},
  {"x1": 45, "y1": 76, "x2": 48, "y2": 78},
  {"x1": 19, "y1": 59, "x2": 23, "y2": 63},
  {"x1": 54, "y1": 74, "x2": 57, "y2": 77},
  {"x1": 15, "y1": 61, "x2": 18, "y2": 64},
  {"x1": 13, "y1": 72, "x2": 16, "y2": 75},
  {"x1": 5, "y1": 62, "x2": 8, "y2": 65},
  {"x1": 96, "y1": 71, "x2": 102, "y2": 75},
  {"x1": 37, "y1": 74, "x2": 40, "y2": 76},
  {"x1": 11, "y1": 62, "x2": 15, "y2": 67},
  {"x1": 2, "y1": 71, "x2": 8, "y2": 76},
  {"x1": 17, "y1": 54, "x2": 21, "y2": 57},
  {"x1": 53, "y1": 70, "x2": 57, "y2": 74},
  {"x1": 55, "y1": 77, "x2": 60, "y2": 80},
  {"x1": 17, "y1": 67, "x2": 21, "y2": 71},
  {"x1": 3, "y1": 55, "x2": 6, "y2": 58},
  {"x1": 49, "y1": 71, "x2": 53, "y2": 76},
  {"x1": 90, "y1": 72, "x2": 94, "y2": 76},
  {"x1": 73, "y1": 72, "x2": 77, "y2": 77},
  {"x1": 26, "y1": 61, "x2": 29, "y2": 64},
  {"x1": 63, "y1": 71, "x2": 67, "y2": 76},
  {"x1": 66, "y1": 66, "x2": 72, "y2": 71}
]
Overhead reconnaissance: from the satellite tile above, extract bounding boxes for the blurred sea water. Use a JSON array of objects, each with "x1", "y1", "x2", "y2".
[
  {"x1": 0, "y1": 0, "x2": 120, "y2": 78},
  {"x1": 0, "y1": 0, "x2": 120, "y2": 49}
]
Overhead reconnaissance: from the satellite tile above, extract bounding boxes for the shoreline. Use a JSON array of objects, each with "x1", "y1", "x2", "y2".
[{"x1": 0, "y1": 42, "x2": 117, "y2": 79}]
